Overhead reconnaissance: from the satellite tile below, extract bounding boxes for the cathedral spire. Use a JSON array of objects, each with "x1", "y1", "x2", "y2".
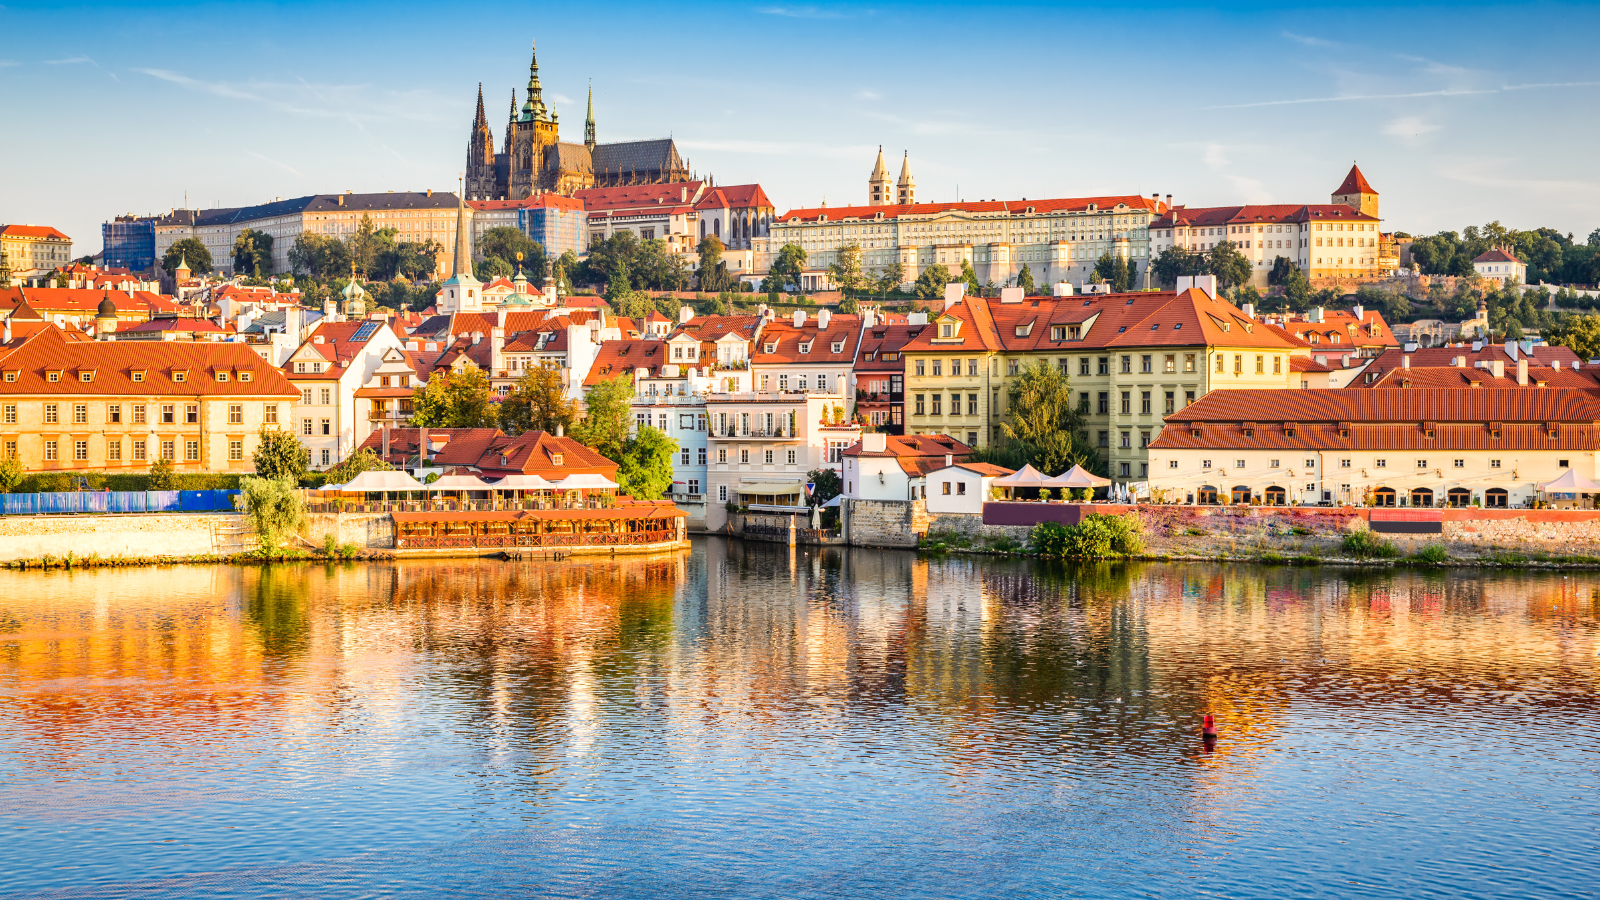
[
  {"x1": 584, "y1": 81, "x2": 596, "y2": 151},
  {"x1": 520, "y1": 40, "x2": 549, "y2": 122},
  {"x1": 473, "y1": 83, "x2": 486, "y2": 129},
  {"x1": 452, "y1": 177, "x2": 472, "y2": 279}
]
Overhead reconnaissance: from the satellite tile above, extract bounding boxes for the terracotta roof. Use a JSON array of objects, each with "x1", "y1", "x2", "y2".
[
  {"x1": 1473, "y1": 248, "x2": 1522, "y2": 265},
  {"x1": 778, "y1": 194, "x2": 1164, "y2": 223},
  {"x1": 0, "y1": 225, "x2": 71, "y2": 241},
  {"x1": 855, "y1": 323, "x2": 925, "y2": 373},
  {"x1": 2, "y1": 287, "x2": 177, "y2": 318},
  {"x1": 575, "y1": 181, "x2": 704, "y2": 214},
  {"x1": 1354, "y1": 366, "x2": 1600, "y2": 391},
  {"x1": 1150, "y1": 204, "x2": 1379, "y2": 229},
  {"x1": 1268, "y1": 308, "x2": 1397, "y2": 348},
  {"x1": 390, "y1": 503, "x2": 683, "y2": 524},
  {"x1": 694, "y1": 184, "x2": 773, "y2": 211},
  {"x1": 1290, "y1": 356, "x2": 1333, "y2": 373},
  {"x1": 583, "y1": 340, "x2": 674, "y2": 385},
  {"x1": 356, "y1": 426, "x2": 500, "y2": 466},
  {"x1": 844, "y1": 433, "x2": 971, "y2": 461},
  {"x1": 433, "y1": 429, "x2": 619, "y2": 479},
  {"x1": 0, "y1": 327, "x2": 297, "y2": 397},
  {"x1": 950, "y1": 462, "x2": 1014, "y2": 476},
  {"x1": 980, "y1": 289, "x2": 1298, "y2": 352},
  {"x1": 1160, "y1": 387, "x2": 1600, "y2": 426},
  {"x1": 752, "y1": 315, "x2": 863, "y2": 365},
  {"x1": 1334, "y1": 163, "x2": 1377, "y2": 196},
  {"x1": 904, "y1": 297, "x2": 1000, "y2": 353},
  {"x1": 121, "y1": 317, "x2": 233, "y2": 334},
  {"x1": 1358, "y1": 345, "x2": 1580, "y2": 376}
]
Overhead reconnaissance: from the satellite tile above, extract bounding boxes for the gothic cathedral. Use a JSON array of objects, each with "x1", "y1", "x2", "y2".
[{"x1": 465, "y1": 41, "x2": 691, "y2": 201}]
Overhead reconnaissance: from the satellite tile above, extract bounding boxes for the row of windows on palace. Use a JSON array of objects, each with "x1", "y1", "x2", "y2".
[
  {"x1": 16, "y1": 437, "x2": 248, "y2": 464},
  {"x1": 3, "y1": 401, "x2": 265, "y2": 427}
]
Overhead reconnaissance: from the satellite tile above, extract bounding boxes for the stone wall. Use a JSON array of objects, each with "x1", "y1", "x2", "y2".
[
  {"x1": 0, "y1": 513, "x2": 248, "y2": 561},
  {"x1": 923, "y1": 512, "x2": 1031, "y2": 546},
  {"x1": 843, "y1": 498, "x2": 929, "y2": 548},
  {"x1": 301, "y1": 512, "x2": 394, "y2": 550}
]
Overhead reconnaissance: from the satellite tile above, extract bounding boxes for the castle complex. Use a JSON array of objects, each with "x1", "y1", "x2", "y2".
[{"x1": 465, "y1": 41, "x2": 691, "y2": 202}]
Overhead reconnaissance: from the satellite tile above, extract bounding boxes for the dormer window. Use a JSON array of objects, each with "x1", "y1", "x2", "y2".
[
  {"x1": 79, "y1": 371, "x2": 94, "y2": 383},
  {"x1": 831, "y1": 341, "x2": 844, "y2": 353},
  {"x1": 764, "y1": 343, "x2": 777, "y2": 353},
  {"x1": 941, "y1": 324, "x2": 954, "y2": 338},
  {"x1": 799, "y1": 342, "x2": 813, "y2": 354},
  {"x1": 216, "y1": 371, "x2": 230, "y2": 382},
  {"x1": 551, "y1": 453, "x2": 564, "y2": 466},
  {"x1": 239, "y1": 371, "x2": 251, "y2": 382},
  {"x1": 47, "y1": 371, "x2": 61, "y2": 383},
  {"x1": 131, "y1": 371, "x2": 145, "y2": 383},
  {"x1": 2, "y1": 372, "x2": 14, "y2": 383},
  {"x1": 1190, "y1": 428, "x2": 1202, "y2": 438},
  {"x1": 172, "y1": 371, "x2": 187, "y2": 383}
]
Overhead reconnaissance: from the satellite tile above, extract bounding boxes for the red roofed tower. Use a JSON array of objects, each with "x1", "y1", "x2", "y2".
[{"x1": 1331, "y1": 162, "x2": 1379, "y2": 218}]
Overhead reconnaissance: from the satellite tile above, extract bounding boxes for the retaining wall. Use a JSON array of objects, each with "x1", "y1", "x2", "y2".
[
  {"x1": 302, "y1": 512, "x2": 394, "y2": 550},
  {"x1": 0, "y1": 513, "x2": 247, "y2": 561},
  {"x1": 843, "y1": 499, "x2": 930, "y2": 548}
]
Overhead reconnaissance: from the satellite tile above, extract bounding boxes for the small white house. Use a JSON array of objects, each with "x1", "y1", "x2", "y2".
[
  {"x1": 1472, "y1": 247, "x2": 1526, "y2": 285},
  {"x1": 842, "y1": 433, "x2": 976, "y2": 502},
  {"x1": 924, "y1": 462, "x2": 1015, "y2": 514}
]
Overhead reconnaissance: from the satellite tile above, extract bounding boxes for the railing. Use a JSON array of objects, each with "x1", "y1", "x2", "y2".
[
  {"x1": 302, "y1": 498, "x2": 615, "y2": 514},
  {"x1": 396, "y1": 529, "x2": 676, "y2": 550},
  {"x1": 367, "y1": 409, "x2": 412, "y2": 422},
  {"x1": 709, "y1": 428, "x2": 790, "y2": 439},
  {"x1": 0, "y1": 490, "x2": 239, "y2": 515}
]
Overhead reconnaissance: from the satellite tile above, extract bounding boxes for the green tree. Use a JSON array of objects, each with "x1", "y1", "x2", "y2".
[
  {"x1": 323, "y1": 447, "x2": 392, "y2": 483},
  {"x1": 770, "y1": 243, "x2": 807, "y2": 292},
  {"x1": 162, "y1": 238, "x2": 212, "y2": 275},
  {"x1": 616, "y1": 426, "x2": 676, "y2": 501},
  {"x1": 696, "y1": 236, "x2": 732, "y2": 292},
  {"x1": 1206, "y1": 241, "x2": 1252, "y2": 291},
  {"x1": 553, "y1": 250, "x2": 580, "y2": 296},
  {"x1": 573, "y1": 375, "x2": 634, "y2": 460},
  {"x1": 829, "y1": 242, "x2": 865, "y2": 299},
  {"x1": 239, "y1": 476, "x2": 305, "y2": 553},
  {"x1": 837, "y1": 295, "x2": 860, "y2": 314},
  {"x1": 999, "y1": 358, "x2": 1098, "y2": 476},
  {"x1": 1017, "y1": 264, "x2": 1036, "y2": 295},
  {"x1": 807, "y1": 467, "x2": 842, "y2": 506},
  {"x1": 1280, "y1": 265, "x2": 1312, "y2": 311},
  {"x1": 0, "y1": 455, "x2": 23, "y2": 492},
  {"x1": 959, "y1": 259, "x2": 981, "y2": 298},
  {"x1": 1559, "y1": 314, "x2": 1600, "y2": 360},
  {"x1": 477, "y1": 226, "x2": 546, "y2": 280},
  {"x1": 252, "y1": 428, "x2": 310, "y2": 480},
  {"x1": 498, "y1": 362, "x2": 578, "y2": 435},
  {"x1": 346, "y1": 215, "x2": 397, "y2": 277},
  {"x1": 375, "y1": 239, "x2": 445, "y2": 282},
  {"x1": 148, "y1": 456, "x2": 179, "y2": 490},
  {"x1": 913, "y1": 264, "x2": 951, "y2": 303},
  {"x1": 476, "y1": 256, "x2": 514, "y2": 279},
  {"x1": 878, "y1": 260, "x2": 905, "y2": 298},
  {"x1": 1150, "y1": 246, "x2": 1202, "y2": 289},
  {"x1": 286, "y1": 232, "x2": 349, "y2": 278},
  {"x1": 1267, "y1": 256, "x2": 1295, "y2": 286},
  {"x1": 232, "y1": 228, "x2": 274, "y2": 277},
  {"x1": 632, "y1": 238, "x2": 689, "y2": 291},
  {"x1": 1093, "y1": 253, "x2": 1117, "y2": 285},
  {"x1": 410, "y1": 367, "x2": 498, "y2": 429}
]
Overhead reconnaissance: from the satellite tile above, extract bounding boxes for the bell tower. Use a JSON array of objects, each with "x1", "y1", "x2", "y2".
[{"x1": 868, "y1": 147, "x2": 891, "y2": 206}]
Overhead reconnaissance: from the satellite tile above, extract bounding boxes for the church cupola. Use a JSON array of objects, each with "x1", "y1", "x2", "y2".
[
  {"x1": 520, "y1": 41, "x2": 551, "y2": 123},
  {"x1": 95, "y1": 290, "x2": 118, "y2": 339}
]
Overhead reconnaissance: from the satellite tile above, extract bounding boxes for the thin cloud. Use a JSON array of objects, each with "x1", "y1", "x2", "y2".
[
  {"x1": 1283, "y1": 32, "x2": 1336, "y2": 48},
  {"x1": 550, "y1": 92, "x2": 573, "y2": 105},
  {"x1": 855, "y1": 89, "x2": 882, "y2": 101},
  {"x1": 1504, "y1": 80, "x2": 1600, "y2": 90},
  {"x1": 679, "y1": 138, "x2": 872, "y2": 159},
  {"x1": 1205, "y1": 78, "x2": 1600, "y2": 110},
  {"x1": 1382, "y1": 115, "x2": 1439, "y2": 147},
  {"x1": 0, "y1": 60, "x2": 19, "y2": 67},
  {"x1": 45, "y1": 55, "x2": 92, "y2": 65},
  {"x1": 135, "y1": 67, "x2": 438, "y2": 124},
  {"x1": 757, "y1": 5, "x2": 850, "y2": 19},
  {"x1": 247, "y1": 151, "x2": 303, "y2": 178}
]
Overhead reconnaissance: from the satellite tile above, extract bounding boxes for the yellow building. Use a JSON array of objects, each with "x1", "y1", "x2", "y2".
[
  {"x1": 0, "y1": 225, "x2": 73, "y2": 284},
  {"x1": 0, "y1": 328, "x2": 298, "y2": 473},
  {"x1": 900, "y1": 293, "x2": 1004, "y2": 449}
]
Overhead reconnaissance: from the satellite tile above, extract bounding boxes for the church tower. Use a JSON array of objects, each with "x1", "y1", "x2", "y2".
[
  {"x1": 508, "y1": 41, "x2": 561, "y2": 200},
  {"x1": 1332, "y1": 162, "x2": 1379, "y2": 218},
  {"x1": 438, "y1": 182, "x2": 484, "y2": 315},
  {"x1": 464, "y1": 84, "x2": 497, "y2": 200},
  {"x1": 868, "y1": 146, "x2": 891, "y2": 206},
  {"x1": 584, "y1": 83, "x2": 596, "y2": 151},
  {"x1": 896, "y1": 152, "x2": 916, "y2": 205}
]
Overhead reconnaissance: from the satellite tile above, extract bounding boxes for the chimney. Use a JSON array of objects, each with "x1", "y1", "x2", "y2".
[
  {"x1": 861, "y1": 308, "x2": 875, "y2": 328},
  {"x1": 1402, "y1": 355, "x2": 1410, "y2": 370},
  {"x1": 556, "y1": 423, "x2": 564, "y2": 438},
  {"x1": 817, "y1": 308, "x2": 831, "y2": 329},
  {"x1": 1193, "y1": 274, "x2": 1217, "y2": 298},
  {"x1": 1000, "y1": 286, "x2": 1024, "y2": 303},
  {"x1": 472, "y1": 331, "x2": 482, "y2": 345},
  {"x1": 1053, "y1": 281, "x2": 1073, "y2": 297},
  {"x1": 1353, "y1": 304, "x2": 1365, "y2": 319},
  {"x1": 1517, "y1": 358, "x2": 1528, "y2": 385},
  {"x1": 1492, "y1": 360, "x2": 1505, "y2": 378},
  {"x1": 944, "y1": 453, "x2": 953, "y2": 469},
  {"x1": 793, "y1": 308, "x2": 806, "y2": 327},
  {"x1": 2, "y1": 316, "x2": 10, "y2": 343},
  {"x1": 491, "y1": 326, "x2": 505, "y2": 373},
  {"x1": 497, "y1": 307, "x2": 507, "y2": 328},
  {"x1": 1455, "y1": 356, "x2": 1465, "y2": 368},
  {"x1": 1165, "y1": 194, "x2": 1172, "y2": 210},
  {"x1": 1309, "y1": 306, "x2": 1324, "y2": 323},
  {"x1": 943, "y1": 281, "x2": 966, "y2": 310},
  {"x1": 1241, "y1": 302, "x2": 1255, "y2": 318},
  {"x1": 863, "y1": 433, "x2": 887, "y2": 453},
  {"x1": 1505, "y1": 339, "x2": 1518, "y2": 361},
  {"x1": 679, "y1": 305, "x2": 693, "y2": 324}
]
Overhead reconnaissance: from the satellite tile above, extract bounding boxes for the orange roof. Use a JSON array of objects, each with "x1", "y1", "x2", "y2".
[
  {"x1": 0, "y1": 327, "x2": 297, "y2": 397},
  {"x1": 903, "y1": 297, "x2": 1001, "y2": 354},
  {"x1": 0, "y1": 225, "x2": 71, "y2": 241},
  {"x1": 2, "y1": 287, "x2": 177, "y2": 318},
  {"x1": 752, "y1": 314, "x2": 862, "y2": 365},
  {"x1": 1473, "y1": 248, "x2": 1522, "y2": 264},
  {"x1": 1334, "y1": 163, "x2": 1377, "y2": 196},
  {"x1": 1269, "y1": 308, "x2": 1397, "y2": 349},
  {"x1": 391, "y1": 504, "x2": 683, "y2": 524},
  {"x1": 779, "y1": 194, "x2": 1163, "y2": 223},
  {"x1": 695, "y1": 184, "x2": 773, "y2": 211},
  {"x1": 1355, "y1": 367, "x2": 1600, "y2": 391},
  {"x1": 584, "y1": 340, "x2": 672, "y2": 385},
  {"x1": 576, "y1": 181, "x2": 703, "y2": 214},
  {"x1": 978, "y1": 289, "x2": 1298, "y2": 352},
  {"x1": 1151, "y1": 203, "x2": 1379, "y2": 229}
]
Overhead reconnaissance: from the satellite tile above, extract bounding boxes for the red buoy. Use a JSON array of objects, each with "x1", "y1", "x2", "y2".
[{"x1": 1202, "y1": 714, "x2": 1218, "y2": 750}]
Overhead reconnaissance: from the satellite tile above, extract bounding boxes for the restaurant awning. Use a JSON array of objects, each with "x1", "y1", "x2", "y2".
[
  {"x1": 992, "y1": 464, "x2": 1050, "y2": 488},
  {"x1": 1045, "y1": 464, "x2": 1112, "y2": 489},
  {"x1": 338, "y1": 470, "x2": 427, "y2": 492},
  {"x1": 737, "y1": 482, "x2": 804, "y2": 494},
  {"x1": 428, "y1": 473, "x2": 493, "y2": 491},
  {"x1": 491, "y1": 474, "x2": 559, "y2": 490},
  {"x1": 1539, "y1": 469, "x2": 1600, "y2": 493},
  {"x1": 553, "y1": 473, "x2": 620, "y2": 490}
]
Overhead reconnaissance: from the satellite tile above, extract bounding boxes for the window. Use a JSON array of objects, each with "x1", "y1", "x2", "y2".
[
  {"x1": 320, "y1": 388, "x2": 331, "y2": 405},
  {"x1": 1185, "y1": 354, "x2": 1196, "y2": 373},
  {"x1": 1097, "y1": 357, "x2": 1109, "y2": 376},
  {"x1": 301, "y1": 388, "x2": 312, "y2": 405},
  {"x1": 718, "y1": 448, "x2": 727, "y2": 463},
  {"x1": 173, "y1": 371, "x2": 186, "y2": 383},
  {"x1": 1234, "y1": 354, "x2": 1243, "y2": 375},
  {"x1": 320, "y1": 418, "x2": 331, "y2": 435},
  {"x1": 967, "y1": 393, "x2": 978, "y2": 416},
  {"x1": 915, "y1": 359, "x2": 925, "y2": 376},
  {"x1": 681, "y1": 448, "x2": 691, "y2": 466},
  {"x1": 1120, "y1": 355, "x2": 1132, "y2": 374},
  {"x1": 957, "y1": 481, "x2": 967, "y2": 495},
  {"x1": 43, "y1": 403, "x2": 58, "y2": 424},
  {"x1": 1306, "y1": 459, "x2": 1316, "y2": 468},
  {"x1": 1375, "y1": 459, "x2": 1387, "y2": 468},
  {"x1": 1255, "y1": 355, "x2": 1264, "y2": 375},
  {"x1": 320, "y1": 449, "x2": 330, "y2": 466},
  {"x1": 185, "y1": 405, "x2": 198, "y2": 424},
  {"x1": 1007, "y1": 359, "x2": 1019, "y2": 376},
  {"x1": 740, "y1": 449, "x2": 749, "y2": 463},
  {"x1": 215, "y1": 371, "x2": 229, "y2": 383},
  {"x1": 1120, "y1": 431, "x2": 1131, "y2": 448},
  {"x1": 1164, "y1": 391, "x2": 1175, "y2": 415},
  {"x1": 688, "y1": 479, "x2": 701, "y2": 494},
  {"x1": 1140, "y1": 355, "x2": 1152, "y2": 374},
  {"x1": 228, "y1": 404, "x2": 243, "y2": 425},
  {"x1": 931, "y1": 394, "x2": 943, "y2": 415},
  {"x1": 719, "y1": 485, "x2": 728, "y2": 502},
  {"x1": 1269, "y1": 458, "x2": 1280, "y2": 468},
  {"x1": 797, "y1": 376, "x2": 808, "y2": 392},
  {"x1": 787, "y1": 449, "x2": 797, "y2": 465},
  {"x1": 185, "y1": 440, "x2": 199, "y2": 461},
  {"x1": 108, "y1": 440, "x2": 122, "y2": 461},
  {"x1": 161, "y1": 440, "x2": 176, "y2": 460},
  {"x1": 1120, "y1": 391, "x2": 1130, "y2": 415},
  {"x1": 778, "y1": 374, "x2": 788, "y2": 391},
  {"x1": 1164, "y1": 355, "x2": 1176, "y2": 374},
  {"x1": 133, "y1": 405, "x2": 146, "y2": 425},
  {"x1": 1079, "y1": 358, "x2": 1090, "y2": 376},
  {"x1": 80, "y1": 371, "x2": 94, "y2": 383},
  {"x1": 1169, "y1": 459, "x2": 1178, "y2": 469},
  {"x1": 1118, "y1": 462, "x2": 1130, "y2": 478},
  {"x1": 2, "y1": 404, "x2": 13, "y2": 424},
  {"x1": 1, "y1": 373, "x2": 11, "y2": 383},
  {"x1": 1560, "y1": 459, "x2": 1570, "y2": 468},
  {"x1": 302, "y1": 418, "x2": 313, "y2": 436},
  {"x1": 74, "y1": 440, "x2": 88, "y2": 461},
  {"x1": 1416, "y1": 459, "x2": 1428, "y2": 469},
  {"x1": 1273, "y1": 356, "x2": 1282, "y2": 375},
  {"x1": 942, "y1": 481, "x2": 952, "y2": 495},
  {"x1": 47, "y1": 372, "x2": 60, "y2": 383},
  {"x1": 229, "y1": 440, "x2": 244, "y2": 461},
  {"x1": 1340, "y1": 459, "x2": 1351, "y2": 468},
  {"x1": 1079, "y1": 392, "x2": 1090, "y2": 414},
  {"x1": 44, "y1": 440, "x2": 57, "y2": 461},
  {"x1": 1097, "y1": 392, "x2": 1109, "y2": 414},
  {"x1": 72, "y1": 404, "x2": 87, "y2": 424},
  {"x1": 698, "y1": 447, "x2": 707, "y2": 465},
  {"x1": 132, "y1": 440, "x2": 146, "y2": 461},
  {"x1": 967, "y1": 359, "x2": 978, "y2": 377},
  {"x1": 1185, "y1": 390, "x2": 1195, "y2": 407},
  {"x1": 1236, "y1": 459, "x2": 1246, "y2": 469},
  {"x1": 1098, "y1": 431, "x2": 1109, "y2": 448},
  {"x1": 1490, "y1": 459, "x2": 1501, "y2": 468},
  {"x1": 1140, "y1": 431, "x2": 1150, "y2": 448},
  {"x1": 1140, "y1": 391, "x2": 1151, "y2": 415}
]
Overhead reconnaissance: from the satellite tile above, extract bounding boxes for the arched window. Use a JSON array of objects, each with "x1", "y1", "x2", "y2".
[
  {"x1": 699, "y1": 220, "x2": 705, "y2": 239},
  {"x1": 1264, "y1": 485, "x2": 1286, "y2": 506},
  {"x1": 1197, "y1": 485, "x2": 1219, "y2": 505},
  {"x1": 1231, "y1": 485, "x2": 1252, "y2": 504},
  {"x1": 714, "y1": 219, "x2": 720, "y2": 237},
  {"x1": 1411, "y1": 487, "x2": 1434, "y2": 507},
  {"x1": 1372, "y1": 487, "x2": 1396, "y2": 507},
  {"x1": 1447, "y1": 488, "x2": 1471, "y2": 507},
  {"x1": 1485, "y1": 488, "x2": 1508, "y2": 508}
]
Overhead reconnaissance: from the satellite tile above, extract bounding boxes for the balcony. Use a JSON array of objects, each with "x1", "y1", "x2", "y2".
[
  {"x1": 368, "y1": 408, "x2": 413, "y2": 422},
  {"x1": 709, "y1": 428, "x2": 794, "y2": 440}
]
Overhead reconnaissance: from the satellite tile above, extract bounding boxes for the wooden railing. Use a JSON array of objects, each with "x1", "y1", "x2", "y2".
[
  {"x1": 396, "y1": 529, "x2": 676, "y2": 550},
  {"x1": 303, "y1": 498, "x2": 613, "y2": 514}
]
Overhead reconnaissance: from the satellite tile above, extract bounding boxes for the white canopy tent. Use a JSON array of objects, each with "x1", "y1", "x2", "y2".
[
  {"x1": 428, "y1": 473, "x2": 493, "y2": 492},
  {"x1": 337, "y1": 470, "x2": 427, "y2": 493},
  {"x1": 491, "y1": 474, "x2": 559, "y2": 491},
  {"x1": 1539, "y1": 469, "x2": 1600, "y2": 493},
  {"x1": 992, "y1": 464, "x2": 1050, "y2": 488},
  {"x1": 1044, "y1": 465, "x2": 1111, "y2": 490},
  {"x1": 553, "y1": 473, "x2": 620, "y2": 490}
]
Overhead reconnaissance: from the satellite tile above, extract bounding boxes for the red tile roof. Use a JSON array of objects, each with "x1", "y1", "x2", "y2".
[
  {"x1": 1334, "y1": 163, "x2": 1377, "y2": 196},
  {"x1": 779, "y1": 194, "x2": 1164, "y2": 223},
  {"x1": 583, "y1": 340, "x2": 673, "y2": 385},
  {"x1": 576, "y1": 181, "x2": 703, "y2": 214},
  {"x1": 434, "y1": 429, "x2": 618, "y2": 479},
  {"x1": 695, "y1": 184, "x2": 773, "y2": 211},
  {"x1": 855, "y1": 323, "x2": 925, "y2": 373},
  {"x1": 2, "y1": 287, "x2": 177, "y2": 318},
  {"x1": 0, "y1": 225, "x2": 71, "y2": 241},
  {"x1": 752, "y1": 314, "x2": 863, "y2": 365},
  {"x1": 1354, "y1": 366, "x2": 1600, "y2": 390},
  {"x1": 1150, "y1": 204, "x2": 1379, "y2": 229},
  {"x1": 844, "y1": 433, "x2": 972, "y2": 475},
  {"x1": 979, "y1": 289, "x2": 1299, "y2": 352},
  {"x1": 1473, "y1": 248, "x2": 1522, "y2": 264},
  {"x1": 0, "y1": 327, "x2": 296, "y2": 397},
  {"x1": 1269, "y1": 308, "x2": 1397, "y2": 349}
]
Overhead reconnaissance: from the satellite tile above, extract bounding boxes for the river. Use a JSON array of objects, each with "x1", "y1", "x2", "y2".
[{"x1": 1, "y1": 539, "x2": 1596, "y2": 898}]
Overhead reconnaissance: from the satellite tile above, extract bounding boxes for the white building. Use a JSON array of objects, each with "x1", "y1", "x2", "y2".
[
  {"x1": 705, "y1": 390, "x2": 861, "y2": 531},
  {"x1": 1472, "y1": 247, "x2": 1526, "y2": 285},
  {"x1": 284, "y1": 317, "x2": 405, "y2": 469},
  {"x1": 924, "y1": 462, "x2": 1013, "y2": 514},
  {"x1": 841, "y1": 433, "x2": 976, "y2": 503}
]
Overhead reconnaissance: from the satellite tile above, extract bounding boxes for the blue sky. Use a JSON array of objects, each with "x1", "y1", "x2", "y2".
[{"x1": 3, "y1": 1, "x2": 1598, "y2": 254}]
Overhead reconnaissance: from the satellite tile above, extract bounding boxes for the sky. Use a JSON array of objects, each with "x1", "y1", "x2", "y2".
[{"x1": 3, "y1": 0, "x2": 1598, "y2": 255}]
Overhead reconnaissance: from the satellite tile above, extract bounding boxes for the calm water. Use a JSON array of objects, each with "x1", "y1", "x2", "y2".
[{"x1": 1, "y1": 541, "x2": 1597, "y2": 899}]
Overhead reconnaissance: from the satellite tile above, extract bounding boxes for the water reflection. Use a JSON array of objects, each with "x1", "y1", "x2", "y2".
[{"x1": 1, "y1": 544, "x2": 1597, "y2": 899}]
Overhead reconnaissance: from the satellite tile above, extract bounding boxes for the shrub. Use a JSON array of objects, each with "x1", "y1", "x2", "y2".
[
  {"x1": 241, "y1": 476, "x2": 305, "y2": 553},
  {"x1": 1030, "y1": 513, "x2": 1142, "y2": 559},
  {"x1": 148, "y1": 457, "x2": 179, "y2": 491},
  {"x1": 323, "y1": 533, "x2": 339, "y2": 557},
  {"x1": 0, "y1": 456, "x2": 23, "y2": 493},
  {"x1": 1413, "y1": 544, "x2": 1450, "y2": 565},
  {"x1": 1341, "y1": 528, "x2": 1399, "y2": 559},
  {"x1": 1291, "y1": 525, "x2": 1312, "y2": 536},
  {"x1": 339, "y1": 542, "x2": 361, "y2": 559}
]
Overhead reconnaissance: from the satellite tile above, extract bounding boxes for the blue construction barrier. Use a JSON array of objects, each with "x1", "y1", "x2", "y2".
[{"x1": 0, "y1": 490, "x2": 240, "y2": 515}]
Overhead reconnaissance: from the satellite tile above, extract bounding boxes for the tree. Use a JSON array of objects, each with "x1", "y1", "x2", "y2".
[
  {"x1": 347, "y1": 215, "x2": 397, "y2": 277},
  {"x1": 694, "y1": 235, "x2": 735, "y2": 293},
  {"x1": 1093, "y1": 253, "x2": 1117, "y2": 285},
  {"x1": 616, "y1": 426, "x2": 676, "y2": 501},
  {"x1": 913, "y1": 264, "x2": 951, "y2": 303},
  {"x1": 807, "y1": 467, "x2": 842, "y2": 507},
  {"x1": 0, "y1": 455, "x2": 23, "y2": 493},
  {"x1": 999, "y1": 358, "x2": 1098, "y2": 476},
  {"x1": 410, "y1": 367, "x2": 498, "y2": 429},
  {"x1": 148, "y1": 456, "x2": 179, "y2": 490},
  {"x1": 1017, "y1": 264, "x2": 1036, "y2": 295},
  {"x1": 878, "y1": 260, "x2": 905, "y2": 298},
  {"x1": 477, "y1": 226, "x2": 547, "y2": 281},
  {"x1": 837, "y1": 295, "x2": 859, "y2": 314},
  {"x1": 573, "y1": 375, "x2": 634, "y2": 460},
  {"x1": 1150, "y1": 246, "x2": 1202, "y2": 289},
  {"x1": 476, "y1": 256, "x2": 514, "y2": 279},
  {"x1": 498, "y1": 362, "x2": 578, "y2": 436},
  {"x1": 240, "y1": 476, "x2": 305, "y2": 553},
  {"x1": 1268, "y1": 256, "x2": 1295, "y2": 286},
  {"x1": 162, "y1": 238, "x2": 212, "y2": 275},
  {"x1": 1206, "y1": 241, "x2": 1252, "y2": 291},
  {"x1": 232, "y1": 228, "x2": 274, "y2": 277},
  {"x1": 323, "y1": 447, "x2": 392, "y2": 484},
  {"x1": 959, "y1": 259, "x2": 981, "y2": 298},
  {"x1": 253, "y1": 428, "x2": 310, "y2": 481},
  {"x1": 375, "y1": 239, "x2": 445, "y2": 282},
  {"x1": 632, "y1": 238, "x2": 689, "y2": 291},
  {"x1": 828, "y1": 243, "x2": 865, "y2": 299},
  {"x1": 1280, "y1": 266, "x2": 1312, "y2": 311},
  {"x1": 770, "y1": 243, "x2": 806, "y2": 292},
  {"x1": 553, "y1": 250, "x2": 580, "y2": 296},
  {"x1": 1559, "y1": 314, "x2": 1600, "y2": 360},
  {"x1": 286, "y1": 232, "x2": 349, "y2": 278}
]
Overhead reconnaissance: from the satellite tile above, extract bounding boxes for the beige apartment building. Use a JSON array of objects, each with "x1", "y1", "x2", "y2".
[
  {"x1": 0, "y1": 225, "x2": 74, "y2": 284},
  {"x1": 0, "y1": 329, "x2": 298, "y2": 473}
]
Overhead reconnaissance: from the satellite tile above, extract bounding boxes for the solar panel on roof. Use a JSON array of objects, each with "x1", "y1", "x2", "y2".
[{"x1": 351, "y1": 321, "x2": 380, "y2": 342}]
